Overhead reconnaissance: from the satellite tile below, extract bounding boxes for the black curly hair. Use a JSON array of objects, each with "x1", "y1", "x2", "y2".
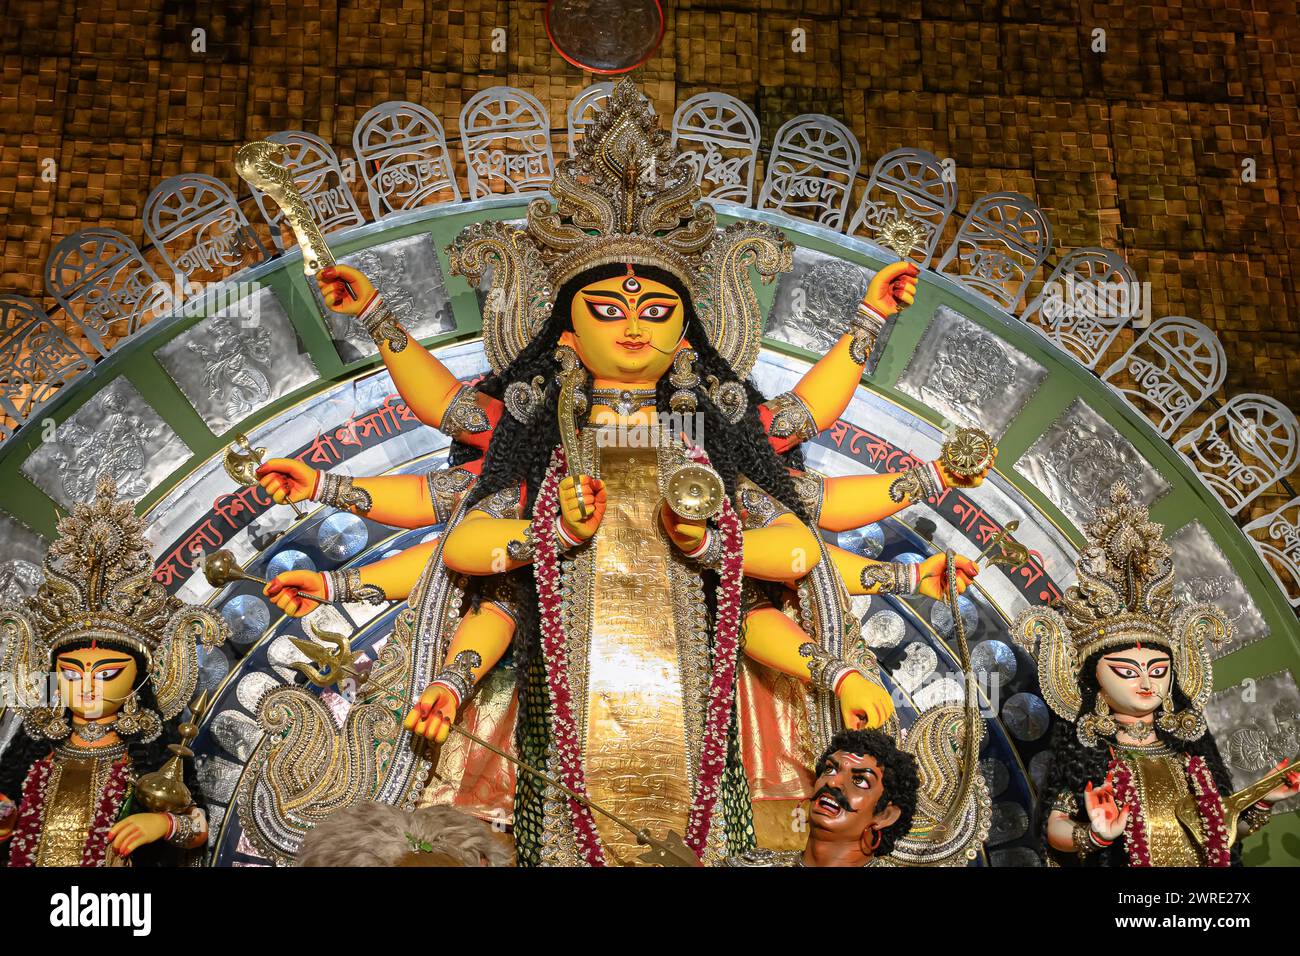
[
  {"x1": 0, "y1": 641, "x2": 201, "y2": 867},
  {"x1": 1035, "y1": 641, "x2": 1239, "y2": 867},
  {"x1": 453, "y1": 261, "x2": 812, "y2": 742},
  {"x1": 814, "y1": 728, "x2": 920, "y2": 858}
]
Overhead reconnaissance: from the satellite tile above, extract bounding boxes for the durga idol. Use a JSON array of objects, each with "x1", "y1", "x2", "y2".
[
  {"x1": 251, "y1": 80, "x2": 983, "y2": 866},
  {"x1": 1016, "y1": 483, "x2": 1299, "y2": 867}
]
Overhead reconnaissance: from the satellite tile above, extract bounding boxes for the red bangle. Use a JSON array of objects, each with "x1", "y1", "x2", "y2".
[{"x1": 1088, "y1": 829, "x2": 1114, "y2": 848}]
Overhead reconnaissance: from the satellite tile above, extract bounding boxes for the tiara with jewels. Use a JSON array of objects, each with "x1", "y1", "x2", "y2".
[
  {"x1": 1013, "y1": 483, "x2": 1230, "y2": 723},
  {"x1": 447, "y1": 78, "x2": 793, "y2": 377},
  {"x1": 0, "y1": 476, "x2": 226, "y2": 721}
]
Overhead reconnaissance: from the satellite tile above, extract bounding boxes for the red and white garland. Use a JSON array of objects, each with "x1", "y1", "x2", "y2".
[
  {"x1": 8, "y1": 751, "x2": 133, "y2": 867},
  {"x1": 532, "y1": 447, "x2": 745, "y2": 865},
  {"x1": 1111, "y1": 753, "x2": 1229, "y2": 868}
]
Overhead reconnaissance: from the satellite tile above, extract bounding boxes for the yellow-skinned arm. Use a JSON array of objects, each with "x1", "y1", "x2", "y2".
[
  {"x1": 442, "y1": 512, "x2": 534, "y2": 575},
  {"x1": 405, "y1": 601, "x2": 516, "y2": 743},
  {"x1": 828, "y1": 543, "x2": 980, "y2": 601},
  {"x1": 762, "y1": 262, "x2": 919, "y2": 452},
  {"x1": 818, "y1": 471, "x2": 920, "y2": 533},
  {"x1": 316, "y1": 264, "x2": 500, "y2": 439},
  {"x1": 348, "y1": 474, "x2": 440, "y2": 527},
  {"x1": 741, "y1": 512, "x2": 822, "y2": 582},
  {"x1": 357, "y1": 539, "x2": 440, "y2": 601},
  {"x1": 265, "y1": 539, "x2": 440, "y2": 614},
  {"x1": 790, "y1": 334, "x2": 868, "y2": 433},
  {"x1": 743, "y1": 606, "x2": 894, "y2": 729}
]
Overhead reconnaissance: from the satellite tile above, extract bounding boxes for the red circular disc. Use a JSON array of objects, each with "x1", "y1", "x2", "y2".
[{"x1": 544, "y1": 0, "x2": 665, "y2": 75}]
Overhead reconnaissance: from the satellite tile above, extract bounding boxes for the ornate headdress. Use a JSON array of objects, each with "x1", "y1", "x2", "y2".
[
  {"x1": 0, "y1": 476, "x2": 227, "y2": 737},
  {"x1": 447, "y1": 78, "x2": 793, "y2": 377},
  {"x1": 1013, "y1": 483, "x2": 1230, "y2": 740}
]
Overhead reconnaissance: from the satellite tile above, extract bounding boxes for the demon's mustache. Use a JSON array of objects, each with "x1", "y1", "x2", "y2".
[{"x1": 813, "y1": 784, "x2": 854, "y2": 812}]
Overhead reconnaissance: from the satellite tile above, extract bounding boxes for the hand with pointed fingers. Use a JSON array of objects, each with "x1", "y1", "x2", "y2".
[
  {"x1": 559, "y1": 475, "x2": 606, "y2": 542},
  {"x1": 107, "y1": 812, "x2": 171, "y2": 857},
  {"x1": 660, "y1": 506, "x2": 708, "y2": 555},
  {"x1": 404, "y1": 683, "x2": 459, "y2": 744},
  {"x1": 264, "y1": 570, "x2": 326, "y2": 617},
  {"x1": 863, "y1": 261, "x2": 920, "y2": 317},
  {"x1": 838, "y1": 671, "x2": 895, "y2": 729},
  {"x1": 254, "y1": 457, "x2": 317, "y2": 505},
  {"x1": 916, "y1": 552, "x2": 980, "y2": 600},
  {"x1": 317, "y1": 264, "x2": 377, "y2": 316},
  {"x1": 1084, "y1": 770, "x2": 1129, "y2": 841}
]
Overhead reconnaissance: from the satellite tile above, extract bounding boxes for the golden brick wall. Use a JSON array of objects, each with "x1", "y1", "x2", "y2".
[{"x1": 1, "y1": 0, "x2": 1297, "y2": 512}]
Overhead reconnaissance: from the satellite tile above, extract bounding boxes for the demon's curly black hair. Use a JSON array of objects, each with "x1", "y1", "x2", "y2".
[
  {"x1": 815, "y1": 728, "x2": 919, "y2": 858},
  {"x1": 452, "y1": 262, "x2": 812, "y2": 742},
  {"x1": 1035, "y1": 641, "x2": 1239, "y2": 867},
  {"x1": 0, "y1": 642, "x2": 201, "y2": 867}
]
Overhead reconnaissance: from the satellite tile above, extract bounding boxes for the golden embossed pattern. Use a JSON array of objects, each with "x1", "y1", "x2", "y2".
[
  {"x1": 1130, "y1": 754, "x2": 1203, "y2": 867},
  {"x1": 36, "y1": 755, "x2": 99, "y2": 867},
  {"x1": 585, "y1": 442, "x2": 691, "y2": 864}
]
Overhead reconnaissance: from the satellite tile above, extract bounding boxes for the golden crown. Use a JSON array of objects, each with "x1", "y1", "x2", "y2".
[
  {"x1": 447, "y1": 78, "x2": 793, "y2": 376},
  {"x1": 1013, "y1": 483, "x2": 1230, "y2": 723},
  {"x1": 0, "y1": 476, "x2": 226, "y2": 720}
]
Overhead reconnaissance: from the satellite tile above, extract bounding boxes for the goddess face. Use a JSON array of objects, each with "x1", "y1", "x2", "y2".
[
  {"x1": 559, "y1": 269, "x2": 685, "y2": 384},
  {"x1": 1095, "y1": 644, "x2": 1172, "y2": 718},
  {"x1": 808, "y1": 749, "x2": 901, "y2": 851},
  {"x1": 54, "y1": 645, "x2": 139, "y2": 722}
]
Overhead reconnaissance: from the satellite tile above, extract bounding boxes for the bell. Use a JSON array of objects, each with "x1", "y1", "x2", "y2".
[{"x1": 665, "y1": 462, "x2": 724, "y2": 521}]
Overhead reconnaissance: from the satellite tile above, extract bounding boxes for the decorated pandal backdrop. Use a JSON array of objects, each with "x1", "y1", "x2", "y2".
[{"x1": 1, "y1": 75, "x2": 1299, "y2": 865}]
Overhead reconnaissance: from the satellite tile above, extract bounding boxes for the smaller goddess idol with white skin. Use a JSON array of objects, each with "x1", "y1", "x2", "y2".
[
  {"x1": 1016, "y1": 483, "x2": 1299, "y2": 867},
  {"x1": 0, "y1": 477, "x2": 227, "y2": 866}
]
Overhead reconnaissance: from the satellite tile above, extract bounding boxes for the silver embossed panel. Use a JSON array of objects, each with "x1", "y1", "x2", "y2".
[
  {"x1": 1206, "y1": 672, "x2": 1300, "y2": 806},
  {"x1": 311, "y1": 233, "x2": 456, "y2": 362},
  {"x1": 0, "y1": 512, "x2": 47, "y2": 606},
  {"x1": 895, "y1": 305, "x2": 1047, "y2": 439},
  {"x1": 765, "y1": 246, "x2": 875, "y2": 359},
  {"x1": 1018, "y1": 397, "x2": 1170, "y2": 529},
  {"x1": 1166, "y1": 520, "x2": 1268, "y2": 657},
  {"x1": 155, "y1": 286, "x2": 318, "y2": 434},
  {"x1": 20, "y1": 376, "x2": 192, "y2": 509}
]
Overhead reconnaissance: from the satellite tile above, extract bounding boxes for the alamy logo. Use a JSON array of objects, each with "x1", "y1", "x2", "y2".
[{"x1": 49, "y1": 886, "x2": 152, "y2": 936}]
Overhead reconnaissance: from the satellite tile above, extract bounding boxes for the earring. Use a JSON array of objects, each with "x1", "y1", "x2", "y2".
[
  {"x1": 22, "y1": 706, "x2": 71, "y2": 742},
  {"x1": 859, "y1": 824, "x2": 882, "y2": 856},
  {"x1": 505, "y1": 375, "x2": 547, "y2": 423},
  {"x1": 1077, "y1": 695, "x2": 1117, "y2": 747},
  {"x1": 1157, "y1": 697, "x2": 1207, "y2": 741},
  {"x1": 115, "y1": 694, "x2": 162, "y2": 743},
  {"x1": 706, "y1": 374, "x2": 747, "y2": 424},
  {"x1": 669, "y1": 349, "x2": 699, "y2": 415}
]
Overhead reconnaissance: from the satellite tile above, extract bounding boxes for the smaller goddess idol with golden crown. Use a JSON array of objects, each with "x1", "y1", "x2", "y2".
[
  {"x1": 0, "y1": 477, "x2": 227, "y2": 867},
  {"x1": 1015, "y1": 484, "x2": 1299, "y2": 867}
]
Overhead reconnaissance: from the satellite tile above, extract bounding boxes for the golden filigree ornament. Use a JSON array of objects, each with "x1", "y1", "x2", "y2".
[
  {"x1": 0, "y1": 477, "x2": 228, "y2": 728},
  {"x1": 1012, "y1": 483, "x2": 1230, "y2": 735},
  {"x1": 877, "y1": 215, "x2": 927, "y2": 261},
  {"x1": 940, "y1": 426, "x2": 996, "y2": 482},
  {"x1": 289, "y1": 623, "x2": 362, "y2": 688},
  {"x1": 664, "y1": 462, "x2": 725, "y2": 521},
  {"x1": 235, "y1": 141, "x2": 336, "y2": 276},
  {"x1": 446, "y1": 78, "x2": 793, "y2": 377}
]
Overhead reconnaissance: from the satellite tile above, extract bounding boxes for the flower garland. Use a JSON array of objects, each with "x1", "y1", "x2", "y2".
[
  {"x1": 1110, "y1": 758, "x2": 1151, "y2": 867},
  {"x1": 6, "y1": 755, "x2": 53, "y2": 867},
  {"x1": 532, "y1": 446, "x2": 746, "y2": 864},
  {"x1": 533, "y1": 450, "x2": 606, "y2": 865},
  {"x1": 1111, "y1": 753, "x2": 1229, "y2": 867},
  {"x1": 7, "y1": 751, "x2": 133, "y2": 867},
  {"x1": 1187, "y1": 754, "x2": 1231, "y2": 867}
]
